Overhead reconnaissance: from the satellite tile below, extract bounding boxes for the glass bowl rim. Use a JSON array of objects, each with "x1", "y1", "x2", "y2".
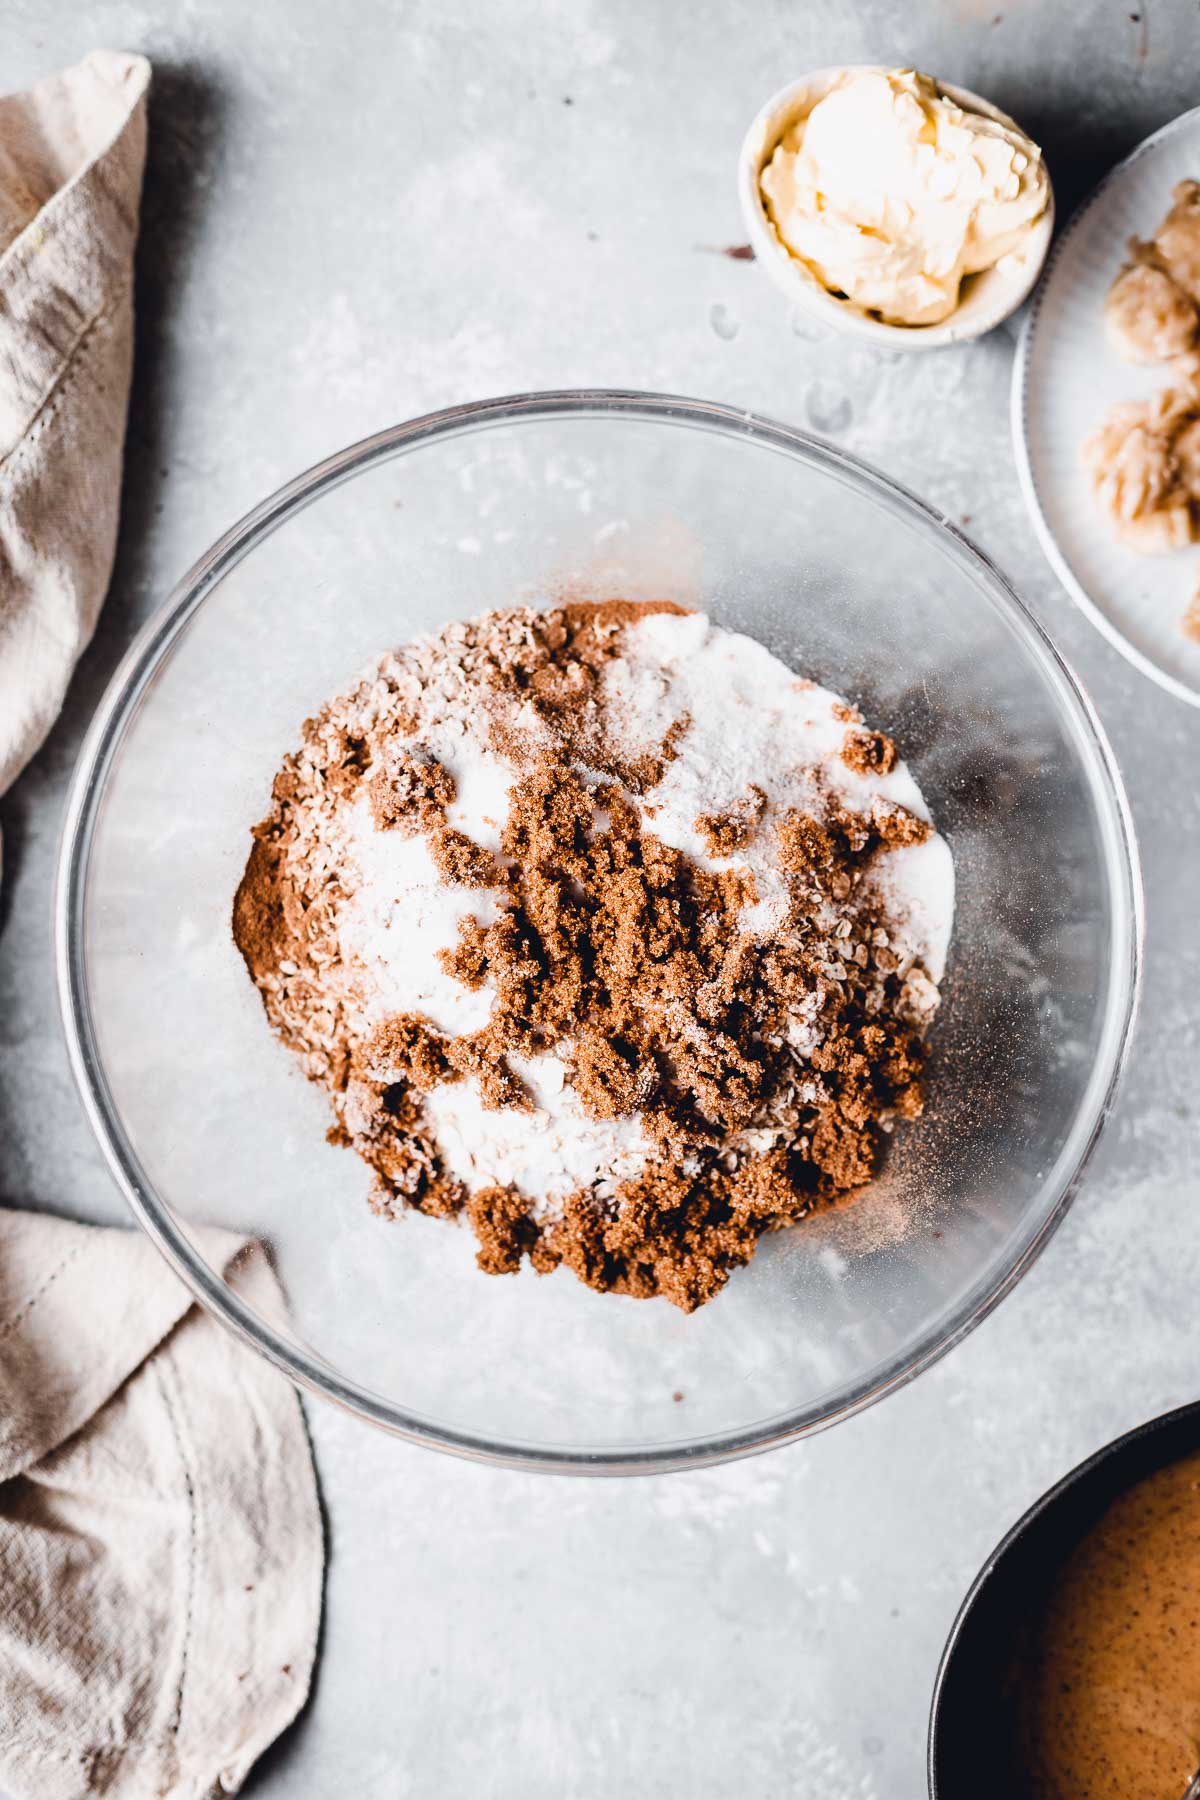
[{"x1": 55, "y1": 387, "x2": 1144, "y2": 1475}]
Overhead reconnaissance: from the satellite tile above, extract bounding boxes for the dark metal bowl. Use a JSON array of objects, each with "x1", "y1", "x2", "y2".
[{"x1": 928, "y1": 1401, "x2": 1200, "y2": 1797}]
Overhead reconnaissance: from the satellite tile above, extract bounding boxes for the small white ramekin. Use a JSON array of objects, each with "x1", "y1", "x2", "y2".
[{"x1": 738, "y1": 66, "x2": 1055, "y2": 351}]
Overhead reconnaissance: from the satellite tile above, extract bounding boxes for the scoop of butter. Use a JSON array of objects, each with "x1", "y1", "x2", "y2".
[{"x1": 759, "y1": 68, "x2": 1048, "y2": 327}]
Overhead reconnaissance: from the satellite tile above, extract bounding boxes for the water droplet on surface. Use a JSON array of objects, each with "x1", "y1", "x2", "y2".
[
  {"x1": 790, "y1": 307, "x2": 829, "y2": 341},
  {"x1": 805, "y1": 382, "x2": 852, "y2": 434},
  {"x1": 709, "y1": 302, "x2": 740, "y2": 341}
]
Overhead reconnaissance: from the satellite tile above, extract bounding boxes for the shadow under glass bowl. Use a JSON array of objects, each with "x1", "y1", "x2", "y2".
[{"x1": 56, "y1": 390, "x2": 1141, "y2": 1474}]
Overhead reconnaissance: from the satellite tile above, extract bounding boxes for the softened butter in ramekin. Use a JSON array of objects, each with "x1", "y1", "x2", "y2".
[{"x1": 759, "y1": 67, "x2": 1048, "y2": 327}]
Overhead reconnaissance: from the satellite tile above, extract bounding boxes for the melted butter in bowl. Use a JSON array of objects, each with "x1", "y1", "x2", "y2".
[
  {"x1": 931, "y1": 1412, "x2": 1200, "y2": 1800},
  {"x1": 1019, "y1": 1450, "x2": 1200, "y2": 1799}
]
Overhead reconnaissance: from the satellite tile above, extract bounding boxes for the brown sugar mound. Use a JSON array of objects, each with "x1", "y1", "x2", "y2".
[
  {"x1": 361, "y1": 1013, "x2": 458, "y2": 1091},
  {"x1": 872, "y1": 803, "x2": 930, "y2": 851},
  {"x1": 467, "y1": 1185, "x2": 540, "y2": 1275},
  {"x1": 368, "y1": 748, "x2": 455, "y2": 833},
  {"x1": 417, "y1": 752, "x2": 931, "y2": 1308},
  {"x1": 538, "y1": 1153, "x2": 813, "y2": 1310},
  {"x1": 428, "y1": 825, "x2": 501, "y2": 888},
  {"x1": 776, "y1": 800, "x2": 928, "y2": 876},
  {"x1": 434, "y1": 755, "x2": 769, "y2": 1149},
  {"x1": 484, "y1": 599, "x2": 694, "y2": 792},
  {"x1": 841, "y1": 728, "x2": 897, "y2": 776},
  {"x1": 695, "y1": 784, "x2": 767, "y2": 857},
  {"x1": 232, "y1": 599, "x2": 943, "y2": 1312}
]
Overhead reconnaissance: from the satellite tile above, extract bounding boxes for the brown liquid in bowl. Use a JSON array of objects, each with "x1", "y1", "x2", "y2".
[{"x1": 1022, "y1": 1449, "x2": 1200, "y2": 1798}]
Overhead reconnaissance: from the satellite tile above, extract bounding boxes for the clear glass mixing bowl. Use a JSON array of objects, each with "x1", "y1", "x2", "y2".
[{"x1": 57, "y1": 391, "x2": 1141, "y2": 1473}]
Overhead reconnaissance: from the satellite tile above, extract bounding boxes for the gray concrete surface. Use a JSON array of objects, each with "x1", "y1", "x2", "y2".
[{"x1": 2, "y1": 2, "x2": 1199, "y2": 1794}]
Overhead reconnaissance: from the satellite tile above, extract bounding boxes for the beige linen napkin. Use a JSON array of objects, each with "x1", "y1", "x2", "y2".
[
  {"x1": 0, "y1": 1214, "x2": 322, "y2": 1798},
  {"x1": 0, "y1": 51, "x2": 324, "y2": 1796},
  {"x1": 0, "y1": 48, "x2": 147, "y2": 813}
]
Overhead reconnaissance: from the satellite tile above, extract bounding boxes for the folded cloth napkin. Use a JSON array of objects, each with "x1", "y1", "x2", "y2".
[
  {"x1": 0, "y1": 48, "x2": 148, "y2": 826},
  {"x1": 0, "y1": 1213, "x2": 323, "y2": 1799},
  {"x1": 0, "y1": 51, "x2": 324, "y2": 1796}
]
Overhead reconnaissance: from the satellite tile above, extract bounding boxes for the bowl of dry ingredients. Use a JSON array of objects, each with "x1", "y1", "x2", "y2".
[
  {"x1": 930, "y1": 1403, "x2": 1200, "y2": 1798},
  {"x1": 57, "y1": 391, "x2": 1139, "y2": 1471}
]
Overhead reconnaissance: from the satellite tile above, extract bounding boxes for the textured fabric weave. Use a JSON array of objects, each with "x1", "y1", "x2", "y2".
[
  {"x1": 0, "y1": 48, "x2": 146, "y2": 814},
  {"x1": 0, "y1": 1213, "x2": 323, "y2": 1799}
]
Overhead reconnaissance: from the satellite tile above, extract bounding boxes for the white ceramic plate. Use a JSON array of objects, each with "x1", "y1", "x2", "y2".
[{"x1": 1014, "y1": 107, "x2": 1200, "y2": 708}]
